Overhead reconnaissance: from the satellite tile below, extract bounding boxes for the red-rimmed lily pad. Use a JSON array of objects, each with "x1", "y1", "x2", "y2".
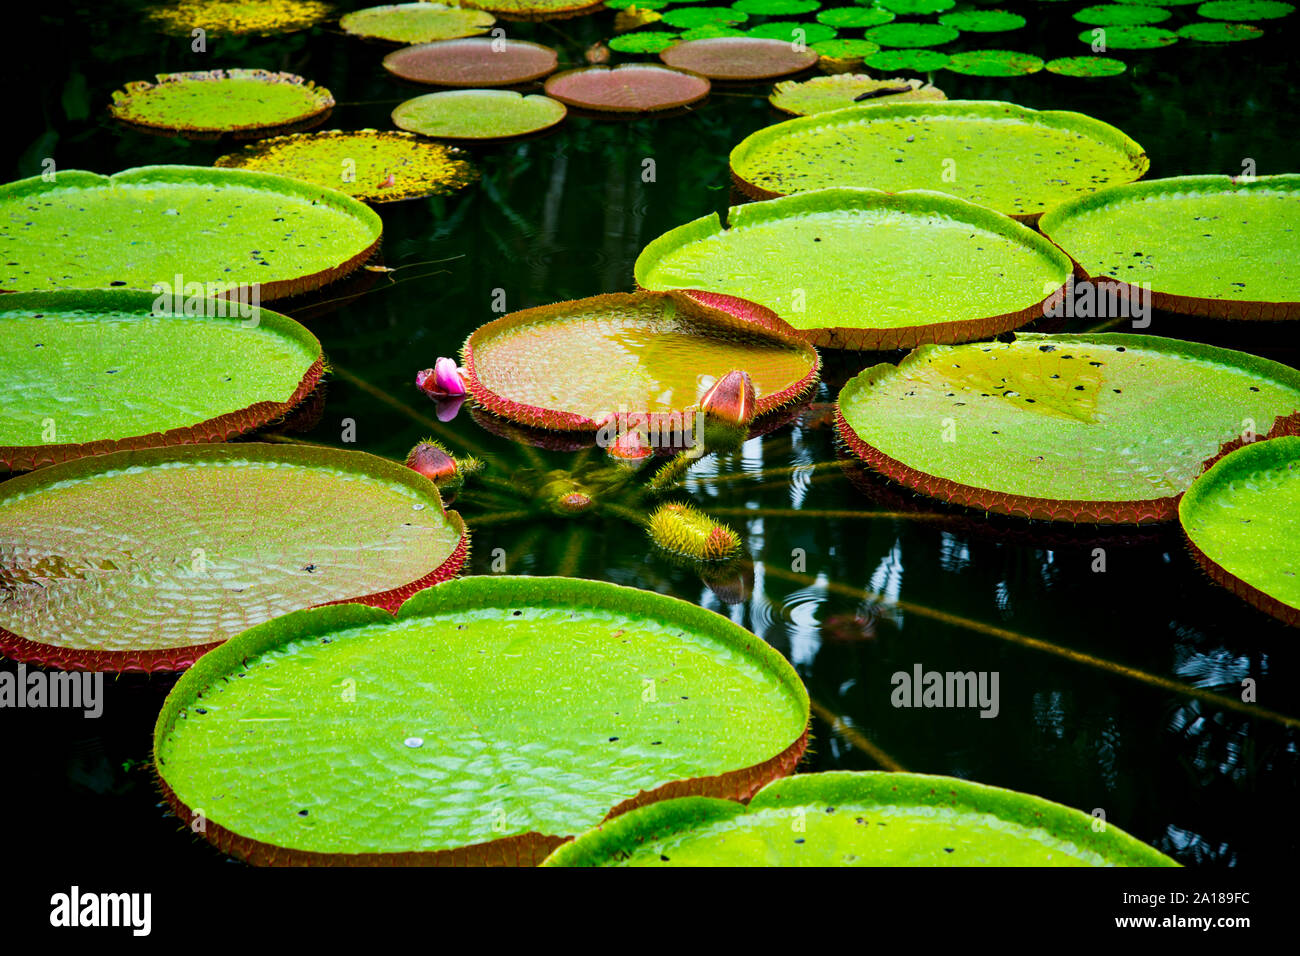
[
  {"x1": 1038, "y1": 175, "x2": 1300, "y2": 320},
  {"x1": 729, "y1": 100, "x2": 1148, "y2": 221},
  {"x1": 463, "y1": 290, "x2": 820, "y2": 431},
  {"x1": 1177, "y1": 20, "x2": 1264, "y2": 39},
  {"x1": 145, "y1": 0, "x2": 333, "y2": 36},
  {"x1": 214, "y1": 130, "x2": 478, "y2": 203},
  {"x1": 835, "y1": 333, "x2": 1300, "y2": 524},
  {"x1": 152, "y1": 576, "x2": 810, "y2": 865},
  {"x1": 0, "y1": 166, "x2": 382, "y2": 300},
  {"x1": 339, "y1": 3, "x2": 495, "y2": 42},
  {"x1": 543, "y1": 65, "x2": 710, "y2": 113},
  {"x1": 635, "y1": 188, "x2": 1072, "y2": 351},
  {"x1": 0, "y1": 290, "x2": 322, "y2": 473},
  {"x1": 770, "y1": 74, "x2": 946, "y2": 115},
  {"x1": 108, "y1": 70, "x2": 334, "y2": 140},
  {"x1": 392, "y1": 89, "x2": 567, "y2": 139},
  {"x1": 383, "y1": 37, "x2": 559, "y2": 87},
  {"x1": 1180, "y1": 437, "x2": 1300, "y2": 627},
  {"x1": 660, "y1": 37, "x2": 818, "y2": 80},
  {"x1": 1045, "y1": 55, "x2": 1128, "y2": 76},
  {"x1": 542, "y1": 771, "x2": 1178, "y2": 866},
  {"x1": 0, "y1": 443, "x2": 469, "y2": 672}
]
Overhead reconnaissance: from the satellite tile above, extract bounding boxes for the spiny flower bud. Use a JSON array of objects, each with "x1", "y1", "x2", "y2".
[
  {"x1": 647, "y1": 502, "x2": 741, "y2": 563},
  {"x1": 699, "y1": 370, "x2": 756, "y2": 429}
]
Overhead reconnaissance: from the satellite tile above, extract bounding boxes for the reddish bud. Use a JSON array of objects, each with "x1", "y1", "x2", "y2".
[{"x1": 699, "y1": 370, "x2": 756, "y2": 428}]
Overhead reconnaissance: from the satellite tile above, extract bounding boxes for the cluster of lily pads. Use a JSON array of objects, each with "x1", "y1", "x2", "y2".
[{"x1": 1, "y1": 0, "x2": 1296, "y2": 867}]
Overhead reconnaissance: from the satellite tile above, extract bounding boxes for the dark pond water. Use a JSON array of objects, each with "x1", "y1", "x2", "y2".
[{"x1": 4, "y1": 0, "x2": 1298, "y2": 869}]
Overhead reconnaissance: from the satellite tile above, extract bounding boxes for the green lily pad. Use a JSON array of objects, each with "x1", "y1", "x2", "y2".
[
  {"x1": 605, "y1": 0, "x2": 669, "y2": 7},
  {"x1": 0, "y1": 444, "x2": 469, "y2": 672},
  {"x1": 879, "y1": 0, "x2": 956, "y2": 13},
  {"x1": 746, "y1": 20, "x2": 837, "y2": 42},
  {"x1": 0, "y1": 290, "x2": 321, "y2": 473},
  {"x1": 1114, "y1": 0, "x2": 1201, "y2": 5},
  {"x1": 392, "y1": 90, "x2": 567, "y2": 140},
  {"x1": 680, "y1": 23, "x2": 750, "y2": 37},
  {"x1": 816, "y1": 6, "x2": 895, "y2": 26},
  {"x1": 865, "y1": 22, "x2": 960, "y2": 46},
  {"x1": 836, "y1": 333, "x2": 1300, "y2": 523},
  {"x1": 609, "y1": 30, "x2": 681, "y2": 52},
  {"x1": 636, "y1": 188, "x2": 1071, "y2": 350},
  {"x1": 153, "y1": 576, "x2": 810, "y2": 864},
  {"x1": 660, "y1": 36, "x2": 819, "y2": 79},
  {"x1": 1045, "y1": 55, "x2": 1128, "y2": 76},
  {"x1": 731, "y1": 0, "x2": 820, "y2": 12},
  {"x1": 810, "y1": 38, "x2": 881, "y2": 57},
  {"x1": 938, "y1": 8, "x2": 1026, "y2": 30},
  {"x1": 728, "y1": 100, "x2": 1148, "y2": 220},
  {"x1": 865, "y1": 48, "x2": 950, "y2": 69},
  {"x1": 109, "y1": 70, "x2": 333, "y2": 139},
  {"x1": 1073, "y1": 3, "x2": 1172, "y2": 23},
  {"x1": 543, "y1": 65, "x2": 711, "y2": 113},
  {"x1": 1180, "y1": 437, "x2": 1300, "y2": 627},
  {"x1": 0, "y1": 166, "x2": 381, "y2": 300},
  {"x1": 542, "y1": 772, "x2": 1178, "y2": 866},
  {"x1": 339, "y1": 3, "x2": 495, "y2": 42},
  {"x1": 1177, "y1": 20, "x2": 1264, "y2": 39},
  {"x1": 943, "y1": 49, "x2": 1043, "y2": 75},
  {"x1": 1038, "y1": 175, "x2": 1300, "y2": 319},
  {"x1": 460, "y1": 0, "x2": 604, "y2": 19},
  {"x1": 383, "y1": 38, "x2": 559, "y2": 87},
  {"x1": 145, "y1": 0, "x2": 333, "y2": 36},
  {"x1": 1077, "y1": 24, "x2": 1179, "y2": 46},
  {"x1": 1197, "y1": 0, "x2": 1293, "y2": 17},
  {"x1": 464, "y1": 291, "x2": 819, "y2": 430},
  {"x1": 214, "y1": 130, "x2": 478, "y2": 203},
  {"x1": 662, "y1": 5, "x2": 748, "y2": 26},
  {"x1": 770, "y1": 74, "x2": 945, "y2": 115}
]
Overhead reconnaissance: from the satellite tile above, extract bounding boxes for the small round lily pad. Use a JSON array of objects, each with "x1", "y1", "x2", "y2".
[
  {"x1": 879, "y1": 0, "x2": 956, "y2": 13},
  {"x1": 731, "y1": 0, "x2": 820, "y2": 12},
  {"x1": 865, "y1": 22, "x2": 960, "y2": 47},
  {"x1": 810, "y1": 38, "x2": 881, "y2": 57},
  {"x1": 214, "y1": 130, "x2": 477, "y2": 203},
  {"x1": 153, "y1": 576, "x2": 810, "y2": 864},
  {"x1": 1197, "y1": 0, "x2": 1293, "y2": 17},
  {"x1": 0, "y1": 443, "x2": 469, "y2": 671},
  {"x1": 544, "y1": 65, "x2": 710, "y2": 113},
  {"x1": 681, "y1": 23, "x2": 750, "y2": 38},
  {"x1": 383, "y1": 37, "x2": 559, "y2": 86},
  {"x1": 109, "y1": 70, "x2": 333, "y2": 139},
  {"x1": 0, "y1": 166, "x2": 382, "y2": 300},
  {"x1": 1073, "y1": 3, "x2": 1172, "y2": 23},
  {"x1": 608, "y1": 30, "x2": 680, "y2": 53},
  {"x1": 865, "y1": 49, "x2": 950, "y2": 70},
  {"x1": 938, "y1": 9, "x2": 1027, "y2": 30},
  {"x1": 1077, "y1": 24, "x2": 1179, "y2": 46},
  {"x1": 464, "y1": 290, "x2": 819, "y2": 430},
  {"x1": 339, "y1": 3, "x2": 495, "y2": 42},
  {"x1": 770, "y1": 74, "x2": 945, "y2": 115},
  {"x1": 0, "y1": 290, "x2": 322, "y2": 472},
  {"x1": 837, "y1": 333, "x2": 1300, "y2": 523},
  {"x1": 460, "y1": 0, "x2": 605, "y2": 19},
  {"x1": 943, "y1": 49, "x2": 1043, "y2": 75},
  {"x1": 392, "y1": 89, "x2": 567, "y2": 140},
  {"x1": 542, "y1": 772, "x2": 1178, "y2": 866},
  {"x1": 1045, "y1": 55, "x2": 1128, "y2": 76},
  {"x1": 1177, "y1": 20, "x2": 1264, "y2": 39},
  {"x1": 1038, "y1": 174, "x2": 1300, "y2": 320},
  {"x1": 661, "y1": 36, "x2": 818, "y2": 79},
  {"x1": 816, "y1": 6, "x2": 895, "y2": 26},
  {"x1": 145, "y1": 0, "x2": 333, "y2": 36},
  {"x1": 1180, "y1": 437, "x2": 1300, "y2": 627},
  {"x1": 747, "y1": 21, "x2": 837, "y2": 43},
  {"x1": 662, "y1": 5, "x2": 748, "y2": 26}
]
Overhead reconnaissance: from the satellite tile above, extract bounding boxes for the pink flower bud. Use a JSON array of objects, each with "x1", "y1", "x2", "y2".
[
  {"x1": 699, "y1": 370, "x2": 756, "y2": 428},
  {"x1": 416, "y1": 357, "x2": 468, "y2": 400}
]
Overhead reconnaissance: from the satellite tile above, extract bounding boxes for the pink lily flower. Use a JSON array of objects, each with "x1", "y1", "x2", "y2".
[{"x1": 416, "y1": 358, "x2": 468, "y2": 401}]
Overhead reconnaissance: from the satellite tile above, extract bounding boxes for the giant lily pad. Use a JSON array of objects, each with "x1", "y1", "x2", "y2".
[
  {"x1": 635, "y1": 188, "x2": 1071, "y2": 350},
  {"x1": 0, "y1": 444, "x2": 469, "y2": 672},
  {"x1": 770, "y1": 74, "x2": 946, "y2": 116},
  {"x1": 392, "y1": 90, "x2": 567, "y2": 140},
  {"x1": 108, "y1": 70, "x2": 334, "y2": 139},
  {"x1": 660, "y1": 37, "x2": 818, "y2": 80},
  {"x1": 542, "y1": 772, "x2": 1178, "y2": 865},
  {"x1": 0, "y1": 166, "x2": 381, "y2": 300},
  {"x1": 215, "y1": 130, "x2": 478, "y2": 203},
  {"x1": 153, "y1": 576, "x2": 810, "y2": 864},
  {"x1": 1180, "y1": 437, "x2": 1300, "y2": 626},
  {"x1": 463, "y1": 290, "x2": 819, "y2": 431},
  {"x1": 543, "y1": 65, "x2": 710, "y2": 113},
  {"x1": 145, "y1": 0, "x2": 333, "y2": 36},
  {"x1": 0, "y1": 290, "x2": 322, "y2": 472},
  {"x1": 383, "y1": 38, "x2": 559, "y2": 86},
  {"x1": 339, "y1": 3, "x2": 495, "y2": 42},
  {"x1": 836, "y1": 333, "x2": 1300, "y2": 523},
  {"x1": 728, "y1": 100, "x2": 1148, "y2": 221},
  {"x1": 1038, "y1": 175, "x2": 1300, "y2": 319}
]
